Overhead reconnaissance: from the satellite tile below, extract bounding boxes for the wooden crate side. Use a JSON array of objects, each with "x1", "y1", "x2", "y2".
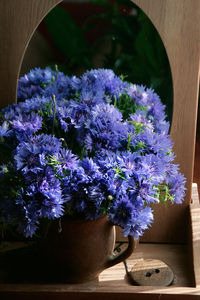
[
  {"x1": 190, "y1": 184, "x2": 200, "y2": 287},
  {"x1": 133, "y1": 0, "x2": 200, "y2": 242},
  {"x1": 0, "y1": 0, "x2": 62, "y2": 109}
]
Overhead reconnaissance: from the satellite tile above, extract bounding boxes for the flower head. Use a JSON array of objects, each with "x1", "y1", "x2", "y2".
[
  {"x1": 85, "y1": 103, "x2": 127, "y2": 152},
  {"x1": 18, "y1": 67, "x2": 56, "y2": 100},
  {"x1": 0, "y1": 68, "x2": 186, "y2": 239}
]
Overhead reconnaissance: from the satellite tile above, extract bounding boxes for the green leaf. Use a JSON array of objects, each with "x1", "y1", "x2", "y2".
[{"x1": 45, "y1": 6, "x2": 90, "y2": 68}]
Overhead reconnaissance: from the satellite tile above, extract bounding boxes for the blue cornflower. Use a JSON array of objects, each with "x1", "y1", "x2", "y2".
[
  {"x1": 12, "y1": 113, "x2": 42, "y2": 141},
  {"x1": 165, "y1": 164, "x2": 186, "y2": 204},
  {"x1": 16, "y1": 192, "x2": 40, "y2": 238},
  {"x1": 19, "y1": 96, "x2": 51, "y2": 114},
  {"x1": 38, "y1": 172, "x2": 64, "y2": 219},
  {"x1": 0, "y1": 121, "x2": 11, "y2": 137},
  {"x1": 80, "y1": 158, "x2": 102, "y2": 180},
  {"x1": 109, "y1": 196, "x2": 134, "y2": 227},
  {"x1": 57, "y1": 100, "x2": 89, "y2": 133},
  {"x1": 85, "y1": 103, "x2": 127, "y2": 152},
  {"x1": 81, "y1": 69, "x2": 125, "y2": 99},
  {"x1": 27, "y1": 67, "x2": 55, "y2": 85},
  {"x1": 0, "y1": 67, "x2": 186, "y2": 239},
  {"x1": 44, "y1": 73, "x2": 81, "y2": 101},
  {"x1": 14, "y1": 134, "x2": 61, "y2": 174},
  {"x1": 18, "y1": 67, "x2": 56, "y2": 100},
  {"x1": 53, "y1": 149, "x2": 78, "y2": 176},
  {"x1": 123, "y1": 207, "x2": 154, "y2": 238}
]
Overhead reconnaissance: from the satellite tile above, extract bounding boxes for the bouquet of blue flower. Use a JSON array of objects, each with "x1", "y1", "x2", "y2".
[{"x1": 0, "y1": 68, "x2": 186, "y2": 239}]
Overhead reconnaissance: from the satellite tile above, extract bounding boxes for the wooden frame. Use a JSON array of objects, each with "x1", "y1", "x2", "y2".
[
  {"x1": 134, "y1": 0, "x2": 200, "y2": 243},
  {"x1": 0, "y1": 0, "x2": 62, "y2": 109},
  {"x1": 0, "y1": 0, "x2": 200, "y2": 298}
]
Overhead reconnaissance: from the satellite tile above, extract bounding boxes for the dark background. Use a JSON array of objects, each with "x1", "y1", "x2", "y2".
[{"x1": 21, "y1": 0, "x2": 173, "y2": 122}]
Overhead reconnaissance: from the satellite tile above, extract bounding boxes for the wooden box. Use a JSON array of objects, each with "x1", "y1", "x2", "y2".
[{"x1": 0, "y1": 0, "x2": 199, "y2": 298}]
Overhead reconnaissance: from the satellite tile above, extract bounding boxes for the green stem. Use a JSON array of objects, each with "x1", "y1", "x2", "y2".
[
  {"x1": 52, "y1": 95, "x2": 56, "y2": 135},
  {"x1": 55, "y1": 64, "x2": 59, "y2": 80},
  {"x1": 114, "y1": 96, "x2": 117, "y2": 108}
]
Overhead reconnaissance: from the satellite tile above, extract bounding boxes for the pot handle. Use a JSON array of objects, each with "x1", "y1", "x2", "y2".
[{"x1": 105, "y1": 235, "x2": 135, "y2": 269}]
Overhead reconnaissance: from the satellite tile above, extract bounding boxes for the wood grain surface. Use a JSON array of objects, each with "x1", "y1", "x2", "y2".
[
  {"x1": 132, "y1": 0, "x2": 200, "y2": 243},
  {"x1": 190, "y1": 184, "x2": 200, "y2": 287},
  {"x1": 0, "y1": 243, "x2": 197, "y2": 299},
  {"x1": 130, "y1": 259, "x2": 174, "y2": 286},
  {"x1": 0, "y1": 0, "x2": 62, "y2": 109}
]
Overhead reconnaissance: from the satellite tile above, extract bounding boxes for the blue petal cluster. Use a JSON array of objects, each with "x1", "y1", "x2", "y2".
[
  {"x1": 18, "y1": 67, "x2": 56, "y2": 101},
  {"x1": 0, "y1": 68, "x2": 186, "y2": 238}
]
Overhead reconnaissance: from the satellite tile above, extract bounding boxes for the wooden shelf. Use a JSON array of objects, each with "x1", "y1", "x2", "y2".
[
  {"x1": 0, "y1": 184, "x2": 199, "y2": 299},
  {"x1": 0, "y1": 0, "x2": 199, "y2": 299},
  {"x1": 0, "y1": 243, "x2": 198, "y2": 299}
]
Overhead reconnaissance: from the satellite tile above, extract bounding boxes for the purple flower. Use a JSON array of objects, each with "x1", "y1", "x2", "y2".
[
  {"x1": 16, "y1": 192, "x2": 40, "y2": 238},
  {"x1": 126, "y1": 84, "x2": 169, "y2": 133},
  {"x1": 123, "y1": 207, "x2": 154, "y2": 238},
  {"x1": 0, "y1": 121, "x2": 11, "y2": 137},
  {"x1": 80, "y1": 158, "x2": 101, "y2": 179},
  {"x1": 12, "y1": 113, "x2": 42, "y2": 141},
  {"x1": 38, "y1": 171, "x2": 64, "y2": 219},
  {"x1": 44, "y1": 73, "x2": 80, "y2": 101},
  {"x1": 54, "y1": 149, "x2": 78, "y2": 176},
  {"x1": 81, "y1": 69, "x2": 125, "y2": 98},
  {"x1": 17, "y1": 67, "x2": 56, "y2": 101},
  {"x1": 85, "y1": 103, "x2": 127, "y2": 152},
  {"x1": 27, "y1": 67, "x2": 55, "y2": 85},
  {"x1": 165, "y1": 164, "x2": 186, "y2": 204},
  {"x1": 57, "y1": 100, "x2": 89, "y2": 133},
  {"x1": 14, "y1": 134, "x2": 61, "y2": 174},
  {"x1": 19, "y1": 96, "x2": 51, "y2": 114},
  {"x1": 62, "y1": 158, "x2": 107, "y2": 219},
  {"x1": 109, "y1": 196, "x2": 134, "y2": 227},
  {"x1": 0, "y1": 67, "x2": 186, "y2": 239}
]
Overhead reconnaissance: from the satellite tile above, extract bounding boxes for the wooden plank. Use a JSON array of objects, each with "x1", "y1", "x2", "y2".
[
  {"x1": 190, "y1": 184, "x2": 200, "y2": 287},
  {"x1": 0, "y1": 0, "x2": 62, "y2": 109},
  {"x1": 193, "y1": 138, "x2": 200, "y2": 198},
  {"x1": 0, "y1": 291, "x2": 200, "y2": 300},
  {"x1": 0, "y1": 243, "x2": 198, "y2": 298},
  {"x1": 132, "y1": 0, "x2": 200, "y2": 243}
]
